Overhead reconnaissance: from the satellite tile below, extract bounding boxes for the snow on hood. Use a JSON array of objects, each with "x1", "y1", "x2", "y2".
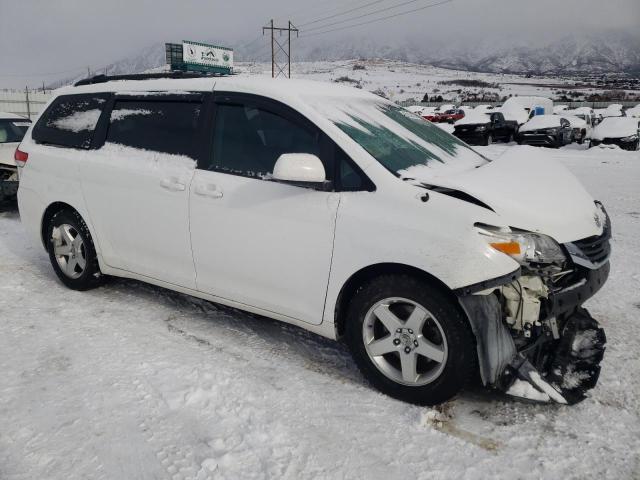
[
  {"x1": 519, "y1": 115, "x2": 564, "y2": 133},
  {"x1": 562, "y1": 115, "x2": 587, "y2": 129},
  {"x1": 625, "y1": 106, "x2": 640, "y2": 118},
  {"x1": 408, "y1": 146, "x2": 602, "y2": 243},
  {"x1": 454, "y1": 110, "x2": 490, "y2": 126},
  {"x1": 591, "y1": 117, "x2": 639, "y2": 140}
]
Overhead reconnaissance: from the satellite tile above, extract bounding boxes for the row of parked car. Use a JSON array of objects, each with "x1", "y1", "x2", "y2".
[{"x1": 407, "y1": 100, "x2": 640, "y2": 151}]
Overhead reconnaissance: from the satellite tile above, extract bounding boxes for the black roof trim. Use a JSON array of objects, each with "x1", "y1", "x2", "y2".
[{"x1": 74, "y1": 71, "x2": 231, "y2": 87}]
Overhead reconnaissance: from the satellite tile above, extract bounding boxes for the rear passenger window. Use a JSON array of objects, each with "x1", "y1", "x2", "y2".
[
  {"x1": 106, "y1": 100, "x2": 201, "y2": 158},
  {"x1": 32, "y1": 93, "x2": 110, "y2": 149}
]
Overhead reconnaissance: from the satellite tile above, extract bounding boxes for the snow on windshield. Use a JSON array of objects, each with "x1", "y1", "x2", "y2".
[
  {"x1": 49, "y1": 109, "x2": 102, "y2": 133},
  {"x1": 309, "y1": 96, "x2": 488, "y2": 179}
]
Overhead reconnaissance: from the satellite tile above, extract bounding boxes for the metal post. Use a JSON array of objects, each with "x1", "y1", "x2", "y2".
[
  {"x1": 288, "y1": 21, "x2": 292, "y2": 78},
  {"x1": 271, "y1": 19, "x2": 275, "y2": 78},
  {"x1": 25, "y1": 86, "x2": 31, "y2": 120}
]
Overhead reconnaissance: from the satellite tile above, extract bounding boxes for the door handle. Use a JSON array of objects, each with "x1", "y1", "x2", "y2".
[
  {"x1": 194, "y1": 183, "x2": 223, "y2": 199},
  {"x1": 160, "y1": 177, "x2": 186, "y2": 192}
]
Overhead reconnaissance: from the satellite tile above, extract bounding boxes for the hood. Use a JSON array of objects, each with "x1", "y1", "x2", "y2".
[
  {"x1": 455, "y1": 111, "x2": 490, "y2": 126},
  {"x1": 519, "y1": 115, "x2": 563, "y2": 133},
  {"x1": 592, "y1": 117, "x2": 638, "y2": 140},
  {"x1": 411, "y1": 147, "x2": 602, "y2": 243}
]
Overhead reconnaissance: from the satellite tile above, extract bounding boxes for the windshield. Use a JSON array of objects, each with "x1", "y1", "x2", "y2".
[
  {"x1": 0, "y1": 119, "x2": 30, "y2": 143},
  {"x1": 310, "y1": 97, "x2": 488, "y2": 178}
]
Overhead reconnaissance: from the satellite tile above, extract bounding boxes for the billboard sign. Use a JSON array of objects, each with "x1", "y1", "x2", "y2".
[{"x1": 182, "y1": 41, "x2": 233, "y2": 72}]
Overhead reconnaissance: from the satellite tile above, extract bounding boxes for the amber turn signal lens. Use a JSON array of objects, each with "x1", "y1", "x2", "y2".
[{"x1": 489, "y1": 241, "x2": 521, "y2": 255}]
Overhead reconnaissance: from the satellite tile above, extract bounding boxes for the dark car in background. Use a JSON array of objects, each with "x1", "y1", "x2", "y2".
[
  {"x1": 517, "y1": 115, "x2": 573, "y2": 148},
  {"x1": 453, "y1": 111, "x2": 518, "y2": 146},
  {"x1": 590, "y1": 117, "x2": 640, "y2": 151}
]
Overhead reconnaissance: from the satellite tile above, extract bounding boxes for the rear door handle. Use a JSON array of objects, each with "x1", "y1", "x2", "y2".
[
  {"x1": 194, "y1": 183, "x2": 223, "y2": 199},
  {"x1": 160, "y1": 177, "x2": 186, "y2": 192}
]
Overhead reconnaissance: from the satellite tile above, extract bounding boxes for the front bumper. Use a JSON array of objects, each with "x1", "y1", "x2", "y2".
[
  {"x1": 590, "y1": 137, "x2": 638, "y2": 151},
  {"x1": 458, "y1": 260, "x2": 610, "y2": 404},
  {"x1": 546, "y1": 262, "x2": 609, "y2": 317},
  {"x1": 518, "y1": 132, "x2": 560, "y2": 147}
]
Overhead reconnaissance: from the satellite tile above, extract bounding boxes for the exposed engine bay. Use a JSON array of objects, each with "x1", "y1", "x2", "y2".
[{"x1": 459, "y1": 211, "x2": 611, "y2": 404}]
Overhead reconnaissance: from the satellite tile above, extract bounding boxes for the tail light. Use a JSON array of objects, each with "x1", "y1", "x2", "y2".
[{"x1": 14, "y1": 148, "x2": 28, "y2": 167}]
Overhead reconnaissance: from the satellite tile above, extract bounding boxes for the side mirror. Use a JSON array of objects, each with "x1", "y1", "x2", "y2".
[{"x1": 272, "y1": 153, "x2": 327, "y2": 185}]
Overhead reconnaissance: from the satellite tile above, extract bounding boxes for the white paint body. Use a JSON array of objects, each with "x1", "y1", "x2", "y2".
[{"x1": 16, "y1": 78, "x2": 605, "y2": 339}]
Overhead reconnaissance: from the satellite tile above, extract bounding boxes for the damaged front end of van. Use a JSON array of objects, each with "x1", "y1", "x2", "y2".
[{"x1": 457, "y1": 206, "x2": 610, "y2": 404}]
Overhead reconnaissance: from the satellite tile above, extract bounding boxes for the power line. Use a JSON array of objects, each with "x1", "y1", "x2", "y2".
[
  {"x1": 304, "y1": 0, "x2": 434, "y2": 34},
  {"x1": 299, "y1": 0, "x2": 387, "y2": 27},
  {"x1": 301, "y1": 0, "x2": 453, "y2": 38}
]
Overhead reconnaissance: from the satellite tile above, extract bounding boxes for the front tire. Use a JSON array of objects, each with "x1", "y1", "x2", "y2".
[
  {"x1": 46, "y1": 209, "x2": 104, "y2": 291},
  {"x1": 345, "y1": 275, "x2": 477, "y2": 405}
]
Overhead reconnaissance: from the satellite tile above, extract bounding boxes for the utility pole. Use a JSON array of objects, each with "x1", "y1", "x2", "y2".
[
  {"x1": 87, "y1": 66, "x2": 91, "y2": 78},
  {"x1": 262, "y1": 20, "x2": 299, "y2": 78}
]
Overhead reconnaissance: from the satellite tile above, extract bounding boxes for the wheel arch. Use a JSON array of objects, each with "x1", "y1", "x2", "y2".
[
  {"x1": 333, "y1": 262, "x2": 460, "y2": 339},
  {"x1": 40, "y1": 202, "x2": 85, "y2": 251}
]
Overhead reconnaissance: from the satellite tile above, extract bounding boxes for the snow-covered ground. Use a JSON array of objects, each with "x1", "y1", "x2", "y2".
[
  {"x1": 236, "y1": 60, "x2": 639, "y2": 103},
  {"x1": 1, "y1": 144, "x2": 639, "y2": 479}
]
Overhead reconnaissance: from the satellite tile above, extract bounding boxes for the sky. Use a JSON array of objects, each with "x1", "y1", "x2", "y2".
[{"x1": 1, "y1": 0, "x2": 638, "y2": 89}]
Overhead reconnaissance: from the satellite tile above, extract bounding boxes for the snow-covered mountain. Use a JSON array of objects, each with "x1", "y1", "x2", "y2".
[
  {"x1": 52, "y1": 30, "x2": 639, "y2": 87},
  {"x1": 430, "y1": 31, "x2": 640, "y2": 75},
  {"x1": 285, "y1": 31, "x2": 640, "y2": 76}
]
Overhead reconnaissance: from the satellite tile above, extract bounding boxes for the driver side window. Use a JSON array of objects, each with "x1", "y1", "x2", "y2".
[{"x1": 210, "y1": 102, "x2": 321, "y2": 179}]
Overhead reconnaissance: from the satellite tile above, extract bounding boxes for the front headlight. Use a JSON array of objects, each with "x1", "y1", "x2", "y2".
[
  {"x1": 476, "y1": 224, "x2": 567, "y2": 266},
  {"x1": 475, "y1": 125, "x2": 487, "y2": 131},
  {"x1": 544, "y1": 128, "x2": 560, "y2": 135},
  {"x1": 620, "y1": 134, "x2": 638, "y2": 142}
]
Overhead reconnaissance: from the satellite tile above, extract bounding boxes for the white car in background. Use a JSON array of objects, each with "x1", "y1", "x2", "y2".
[
  {"x1": 0, "y1": 112, "x2": 31, "y2": 201},
  {"x1": 16, "y1": 74, "x2": 610, "y2": 406},
  {"x1": 590, "y1": 117, "x2": 640, "y2": 151}
]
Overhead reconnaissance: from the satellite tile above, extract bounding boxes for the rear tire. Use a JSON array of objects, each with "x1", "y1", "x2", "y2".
[
  {"x1": 344, "y1": 274, "x2": 477, "y2": 405},
  {"x1": 46, "y1": 209, "x2": 104, "y2": 291}
]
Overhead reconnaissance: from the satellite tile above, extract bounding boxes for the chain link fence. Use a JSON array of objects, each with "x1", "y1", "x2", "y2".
[{"x1": 0, "y1": 89, "x2": 52, "y2": 120}]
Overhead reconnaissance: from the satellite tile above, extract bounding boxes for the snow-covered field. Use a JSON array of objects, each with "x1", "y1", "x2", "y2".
[
  {"x1": 1, "y1": 144, "x2": 639, "y2": 479},
  {"x1": 237, "y1": 60, "x2": 638, "y2": 103}
]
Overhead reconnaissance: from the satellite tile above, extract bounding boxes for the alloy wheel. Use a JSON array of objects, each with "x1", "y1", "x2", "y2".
[
  {"x1": 362, "y1": 297, "x2": 448, "y2": 386},
  {"x1": 51, "y1": 224, "x2": 87, "y2": 279}
]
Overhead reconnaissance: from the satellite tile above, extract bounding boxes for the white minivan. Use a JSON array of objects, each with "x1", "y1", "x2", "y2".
[{"x1": 16, "y1": 74, "x2": 610, "y2": 405}]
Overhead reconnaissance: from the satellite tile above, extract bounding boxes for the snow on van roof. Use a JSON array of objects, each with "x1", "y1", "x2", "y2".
[
  {"x1": 62, "y1": 76, "x2": 375, "y2": 101},
  {"x1": 591, "y1": 117, "x2": 639, "y2": 140}
]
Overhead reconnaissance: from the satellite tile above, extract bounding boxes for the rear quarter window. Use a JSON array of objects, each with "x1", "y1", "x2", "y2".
[
  {"x1": 105, "y1": 99, "x2": 202, "y2": 158},
  {"x1": 32, "y1": 93, "x2": 110, "y2": 149}
]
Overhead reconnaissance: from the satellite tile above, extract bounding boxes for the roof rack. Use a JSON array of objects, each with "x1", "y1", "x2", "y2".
[{"x1": 74, "y1": 70, "x2": 230, "y2": 87}]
